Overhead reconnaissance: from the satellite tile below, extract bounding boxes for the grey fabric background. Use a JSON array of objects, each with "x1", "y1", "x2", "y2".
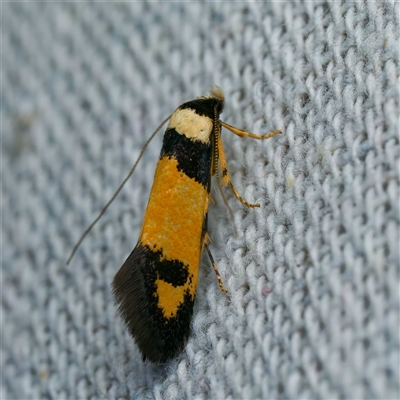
[{"x1": 2, "y1": 2, "x2": 399, "y2": 399}]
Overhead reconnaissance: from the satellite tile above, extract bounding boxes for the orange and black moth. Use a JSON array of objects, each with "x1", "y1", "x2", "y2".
[{"x1": 112, "y1": 87, "x2": 280, "y2": 363}]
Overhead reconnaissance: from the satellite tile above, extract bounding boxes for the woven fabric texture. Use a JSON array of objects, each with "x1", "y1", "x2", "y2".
[{"x1": 2, "y1": 2, "x2": 399, "y2": 399}]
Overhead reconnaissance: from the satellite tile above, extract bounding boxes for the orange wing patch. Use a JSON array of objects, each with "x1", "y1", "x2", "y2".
[{"x1": 139, "y1": 156, "x2": 209, "y2": 318}]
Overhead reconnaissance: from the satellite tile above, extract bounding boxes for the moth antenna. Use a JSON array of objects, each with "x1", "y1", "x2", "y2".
[{"x1": 66, "y1": 114, "x2": 171, "y2": 265}]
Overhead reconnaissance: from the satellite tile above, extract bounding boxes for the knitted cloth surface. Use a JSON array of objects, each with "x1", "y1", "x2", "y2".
[{"x1": 2, "y1": 2, "x2": 399, "y2": 399}]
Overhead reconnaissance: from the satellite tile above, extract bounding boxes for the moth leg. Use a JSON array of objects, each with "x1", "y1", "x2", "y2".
[
  {"x1": 220, "y1": 121, "x2": 281, "y2": 140},
  {"x1": 217, "y1": 131, "x2": 260, "y2": 208},
  {"x1": 204, "y1": 239, "x2": 227, "y2": 293}
]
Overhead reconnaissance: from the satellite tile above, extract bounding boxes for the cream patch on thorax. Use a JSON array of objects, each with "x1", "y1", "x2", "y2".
[{"x1": 167, "y1": 108, "x2": 213, "y2": 143}]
